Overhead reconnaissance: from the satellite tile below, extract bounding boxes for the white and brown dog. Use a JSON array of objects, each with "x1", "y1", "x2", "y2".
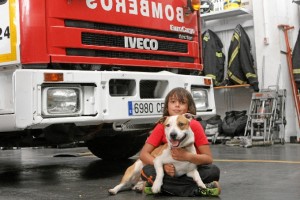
[{"x1": 108, "y1": 114, "x2": 205, "y2": 195}]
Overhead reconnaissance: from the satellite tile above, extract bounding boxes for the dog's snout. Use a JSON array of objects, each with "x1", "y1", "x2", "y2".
[{"x1": 170, "y1": 132, "x2": 177, "y2": 140}]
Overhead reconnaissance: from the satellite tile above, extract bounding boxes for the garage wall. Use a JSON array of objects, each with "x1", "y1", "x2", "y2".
[
  {"x1": 202, "y1": 0, "x2": 300, "y2": 141},
  {"x1": 253, "y1": 0, "x2": 300, "y2": 141}
]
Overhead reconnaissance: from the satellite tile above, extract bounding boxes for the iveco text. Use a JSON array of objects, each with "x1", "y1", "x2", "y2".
[
  {"x1": 124, "y1": 36, "x2": 158, "y2": 50},
  {"x1": 86, "y1": 0, "x2": 185, "y2": 23}
]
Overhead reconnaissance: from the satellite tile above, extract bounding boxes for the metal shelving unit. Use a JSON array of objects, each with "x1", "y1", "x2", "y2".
[{"x1": 201, "y1": 8, "x2": 252, "y2": 21}]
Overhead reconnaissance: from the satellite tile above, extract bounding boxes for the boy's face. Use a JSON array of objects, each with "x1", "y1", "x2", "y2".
[{"x1": 167, "y1": 95, "x2": 188, "y2": 116}]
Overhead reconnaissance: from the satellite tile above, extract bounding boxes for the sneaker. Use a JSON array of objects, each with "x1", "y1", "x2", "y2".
[
  {"x1": 198, "y1": 181, "x2": 221, "y2": 197},
  {"x1": 240, "y1": 136, "x2": 252, "y2": 148},
  {"x1": 225, "y1": 138, "x2": 241, "y2": 146},
  {"x1": 143, "y1": 182, "x2": 154, "y2": 195}
]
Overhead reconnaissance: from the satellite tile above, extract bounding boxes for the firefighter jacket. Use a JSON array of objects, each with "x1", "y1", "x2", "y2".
[
  {"x1": 227, "y1": 24, "x2": 259, "y2": 91},
  {"x1": 202, "y1": 29, "x2": 225, "y2": 86},
  {"x1": 292, "y1": 28, "x2": 300, "y2": 88}
]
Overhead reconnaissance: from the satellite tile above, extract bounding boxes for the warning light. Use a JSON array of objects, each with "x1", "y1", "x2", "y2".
[{"x1": 44, "y1": 73, "x2": 64, "y2": 82}]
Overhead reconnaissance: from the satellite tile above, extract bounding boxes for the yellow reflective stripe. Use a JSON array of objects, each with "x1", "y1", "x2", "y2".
[
  {"x1": 227, "y1": 70, "x2": 246, "y2": 84},
  {"x1": 216, "y1": 52, "x2": 223, "y2": 57},
  {"x1": 206, "y1": 74, "x2": 216, "y2": 79},
  {"x1": 206, "y1": 74, "x2": 220, "y2": 85},
  {"x1": 228, "y1": 33, "x2": 240, "y2": 67},
  {"x1": 234, "y1": 32, "x2": 240, "y2": 42},
  {"x1": 228, "y1": 47, "x2": 239, "y2": 67},
  {"x1": 246, "y1": 73, "x2": 257, "y2": 79},
  {"x1": 293, "y1": 69, "x2": 300, "y2": 74},
  {"x1": 231, "y1": 75, "x2": 246, "y2": 85},
  {"x1": 203, "y1": 36, "x2": 209, "y2": 42}
]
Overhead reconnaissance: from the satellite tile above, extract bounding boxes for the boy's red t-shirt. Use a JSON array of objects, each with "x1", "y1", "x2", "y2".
[{"x1": 146, "y1": 119, "x2": 209, "y2": 154}]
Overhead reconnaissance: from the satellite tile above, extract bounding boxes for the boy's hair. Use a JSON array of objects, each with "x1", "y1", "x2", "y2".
[{"x1": 163, "y1": 87, "x2": 196, "y2": 116}]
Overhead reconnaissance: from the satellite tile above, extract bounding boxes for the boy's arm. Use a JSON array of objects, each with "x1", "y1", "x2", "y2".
[
  {"x1": 170, "y1": 145, "x2": 213, "y2": 165},
  {"x1": 140, "y1": 143, "x2": 156, "y2": 165},
  {"x1": 191, "y1": 144, "x2": 213, "y2": 165}
]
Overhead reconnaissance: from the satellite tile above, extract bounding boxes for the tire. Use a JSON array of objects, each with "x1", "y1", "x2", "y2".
[{"x1": 86, "y1": 127, "x2": 149, "y2": 160}]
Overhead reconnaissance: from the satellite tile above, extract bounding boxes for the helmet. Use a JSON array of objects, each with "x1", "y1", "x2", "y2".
[
  {"x1": 224, "y1": 0, "x2": 241, "y2": 10},
  {"x1": 200, "y1": 0, "x2": 214, "y2": 14}
]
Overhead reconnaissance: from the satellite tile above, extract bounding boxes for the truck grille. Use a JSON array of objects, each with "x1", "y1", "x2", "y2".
[
  {"x1": 65, "y1": 20, "x2": 192, "y2": 41},
  {"x1": 66, "y1": 48, "x2": 194, "y2": 63},
  {"x1": 65, "y1": 20, "x2": 194, "y2": 63},
  {"x1": 81, "y1": 33, "x2": 187, "y2": 53}
]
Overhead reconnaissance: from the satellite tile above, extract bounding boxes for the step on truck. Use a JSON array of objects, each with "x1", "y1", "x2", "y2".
[{"x1": 0, "y1": 0, "x2": 216, "y2": 159}]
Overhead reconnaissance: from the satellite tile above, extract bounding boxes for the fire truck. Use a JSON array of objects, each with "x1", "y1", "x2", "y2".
[{"x1": 0, "y1": 0, "x2": 216, "y2": 159}]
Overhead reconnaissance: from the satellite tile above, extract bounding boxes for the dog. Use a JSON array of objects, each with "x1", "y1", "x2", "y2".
[
  {"x1": 151, "y1": 114, "x2": 206, "y2": 193},
  {"x1": 108, "y1": 113, "x2": 206, "y2": 195}
]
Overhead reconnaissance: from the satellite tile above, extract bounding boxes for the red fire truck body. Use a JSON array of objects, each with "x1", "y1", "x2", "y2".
[{"x1": 0, "y1": 0, "x2": 215, "y2": 159}]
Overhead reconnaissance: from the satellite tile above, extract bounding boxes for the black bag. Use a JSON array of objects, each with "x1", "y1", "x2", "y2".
[
  {"x1": 200, "y1": 115, "x2": 223, "y2": 136},
  {"x1": 234, "y1": 110, "x2": 248, "y2": 136},
  {"x1": 222, "y1": 110, "x2": 247, "y2": 137}
]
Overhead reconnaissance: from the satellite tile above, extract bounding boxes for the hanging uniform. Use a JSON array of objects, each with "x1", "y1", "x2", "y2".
[
  {"x1": 202, "y1": 29, "x2": 225, "y2": 86},
  {"x1": 292, "y1": 28, "x2": 300, "y2": 89},
  {"x1": 226, "y1": 24, "x2": 259, "y2": 91}
]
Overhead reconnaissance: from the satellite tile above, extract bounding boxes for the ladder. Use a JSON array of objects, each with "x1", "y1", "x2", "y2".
[
  {"x1": 278, "y1": 24, "x2": 300, "y2": 128},
  {"x1": 244, "y1": 87, "x2": 286, "y2": 144}
]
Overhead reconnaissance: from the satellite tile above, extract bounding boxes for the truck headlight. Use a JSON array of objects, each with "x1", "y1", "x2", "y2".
[
  {"x1": 42, "y1": 86, "x2": 82, "y2": 117},
  {"x1": 192, "y1": 89, "x2": 209, "y2": 111}
]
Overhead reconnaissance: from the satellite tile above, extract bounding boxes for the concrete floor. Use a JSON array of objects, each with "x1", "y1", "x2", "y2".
[
  {"x1": 0, "y1": 144, "x2": 299, "y2": 200},
  {"x1": 213, "y1": 143, "x2": 300, "y2": 200}
]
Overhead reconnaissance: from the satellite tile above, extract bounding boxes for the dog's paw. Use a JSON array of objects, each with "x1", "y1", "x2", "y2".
[
  {"x1": 132, "y1": 181, "x2": 144, "y2": 193},
  {"x1": 198, "y1": 182, "x2": 206, "y2": 189},
  {"x1": 151, "y1": 182, "x2": 162, "y2": 194},
  {"x1": 194, "y1": 178, "x2": 206, "y2": 189},
  {"x1": 108, "y1": 189, "x2": 117, "y2": 195}
]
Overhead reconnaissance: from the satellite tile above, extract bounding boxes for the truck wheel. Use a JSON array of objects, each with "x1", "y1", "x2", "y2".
[{"x1": 86, "y1": 129, "x2": 149, "y2": 160}]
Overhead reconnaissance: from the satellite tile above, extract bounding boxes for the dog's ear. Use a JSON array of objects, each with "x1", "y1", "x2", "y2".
[
  {"x1": 157, "y1": 116, "x2": 168, "y2": 124},
  {"x1": 184, "y1": 113, "x2": 196, "y2": 120}
]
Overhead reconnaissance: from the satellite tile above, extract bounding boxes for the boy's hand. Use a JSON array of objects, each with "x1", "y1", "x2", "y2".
[
  {"x1": 163, "y1": 164, "x2": 175, "y2": 177},
  {"x1": 171, "y1": 148, "x2": 191, "y2": 161}
]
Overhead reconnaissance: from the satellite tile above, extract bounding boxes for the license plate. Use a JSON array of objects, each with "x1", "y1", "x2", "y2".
[{"x1": 128, "y1": 101, "x2": 164, "y2": 116}]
